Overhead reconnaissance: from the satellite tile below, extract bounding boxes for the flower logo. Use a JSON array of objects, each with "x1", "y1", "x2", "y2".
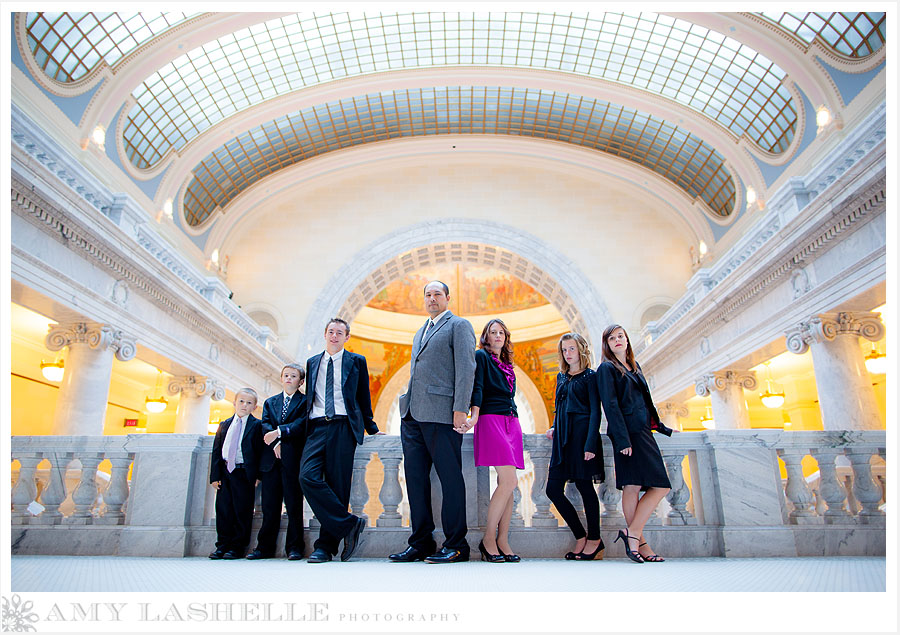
[{"x1": 1, "y1": 595, "x2": 39, "y2": 632}]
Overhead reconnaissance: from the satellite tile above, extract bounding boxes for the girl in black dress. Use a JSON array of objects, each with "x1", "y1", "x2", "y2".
[
  {"x1": 597, "y1": 324, "x2": 672, "y2": 563},
  {"x1": 545, "y1": 333, "x2": 605, "y2": 560}
]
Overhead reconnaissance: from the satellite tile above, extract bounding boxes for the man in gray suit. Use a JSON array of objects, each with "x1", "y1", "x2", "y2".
[{"x1": 389, "y1": 280, "x2": 476, "y2": 563}]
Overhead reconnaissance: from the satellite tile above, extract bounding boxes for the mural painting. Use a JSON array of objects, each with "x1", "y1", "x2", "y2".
[{"x1": 368, "y1": 263, "x2": 546, "y2": 315}]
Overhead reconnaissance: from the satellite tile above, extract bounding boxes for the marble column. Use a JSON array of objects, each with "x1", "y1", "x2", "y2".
[
  {"x1": 46, "y1": 322, "x2": 136, "y2": 436},
  {"x1": 785, "y1": 312, "x2": 884, "y2": 431},
  {"x1": 694, "y1": 370, "x2": 757, "y2": 429},
  {"x1": 656, "y1": 401, "x2": 689, "y2": 431},
  {"x1": 167, "y1": 376, "x2": 225, "y2": 434}
]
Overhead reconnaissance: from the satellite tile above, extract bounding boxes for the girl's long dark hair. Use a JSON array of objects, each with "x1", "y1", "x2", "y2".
[
  {"x1": 601, "y1": 323, "x2": 639, "y2": 376},
  {"x1": 480, "y1": 318, "x2": 514, "y2": 364}
]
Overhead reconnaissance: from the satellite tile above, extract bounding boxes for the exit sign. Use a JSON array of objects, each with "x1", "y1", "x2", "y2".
[{"x1": 124, "y1": 418, "x2": 138, "y2": 427}]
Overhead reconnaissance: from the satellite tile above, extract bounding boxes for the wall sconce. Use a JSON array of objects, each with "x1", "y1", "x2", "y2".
[
  {"x1": 145, "y1": 369, "x2": 168, "y2": 413},
  {"x1": 759, "y1": 361, "x2": 785, "y2": 409},
  {"x1": 40, "y1": 358, "x2": 65, "y2": 382},
  {"x1": 91, "y1": 124, "x2": 106, "y2": 150},
  {"x1": 816, "y1": 106, "x2": 832, "y2": 128},
  {"x1": 700, "y1": 405, "x2": 715, "y2": 429},
  {"x1": 865, "y1": 344, "x2": 887, "y2": 375}
]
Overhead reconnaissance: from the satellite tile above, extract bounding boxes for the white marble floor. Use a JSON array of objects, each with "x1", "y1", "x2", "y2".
[{"x1": 11, "y1": 555, "x2": 885, "y2": 592}]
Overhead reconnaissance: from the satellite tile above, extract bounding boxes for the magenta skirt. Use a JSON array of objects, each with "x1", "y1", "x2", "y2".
[{"x1": 474, "y1": 414, "x2": 525, "y2": 468}]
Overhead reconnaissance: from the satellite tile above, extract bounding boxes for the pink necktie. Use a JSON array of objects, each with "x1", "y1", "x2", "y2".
[{"x1": 226, "y1": 417, "x2": 244, "y2": 473}]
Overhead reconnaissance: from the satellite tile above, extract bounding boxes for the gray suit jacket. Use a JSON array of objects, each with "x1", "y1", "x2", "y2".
[{"x1": 399, "y1": 311, "x2": 476, "y2": 424}]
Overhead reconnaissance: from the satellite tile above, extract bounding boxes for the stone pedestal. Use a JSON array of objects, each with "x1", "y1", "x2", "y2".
[
  {"x1": 167, "y1": 376, "x2": 225, "y2": 434},
  {"x1": 695, "y1": 370, "x2": 757, "y2": 430},
  {"x1": 785, "y1": 312, "x2": 884, "y2": 431},
  {"x1": 46, "y1": 322, "x2": 136, "y2": 435}
]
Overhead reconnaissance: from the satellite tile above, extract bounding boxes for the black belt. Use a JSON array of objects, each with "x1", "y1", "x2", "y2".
[{"x1": 310, "y1": 415, "x2": 349, "y2": 424}]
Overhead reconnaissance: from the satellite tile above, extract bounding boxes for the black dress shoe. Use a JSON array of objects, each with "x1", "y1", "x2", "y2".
[
  {"x1": 246, "y1": 549, "x2": 274, "y2": 560},
  {"x1": 222, "y1": 550, "x2": 242, "y2": 560},
  {"x1": 287, "y1": 550, "x2": 304, "y2": 561},
  {"x1": 425, "y1": 547, "x2": 470, "y2": 563},
  {"x1": 341, "y1": 516, "x2": 366, "y2": 562},
  {"x1": 388, "y1": 546, "x2": 431, "y2": 562},
  {"x1": 208, "y1": 549, "x2": 226, "y2": 560},
  {"x1": 308, "y1": 548, "x2": 333, "y2": 563}
]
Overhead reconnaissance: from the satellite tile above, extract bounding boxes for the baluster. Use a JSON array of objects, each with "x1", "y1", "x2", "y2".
[
  {"x1": 350, "y1": 451, "x2": 371, "y2": 523},
  {"x1": 377, "y1": 450, "x2": 403, "y2": 527},
  {"x1": 509, "y1": 481, "x2": 524, "y2": 527},
  {"x1": 809, "y1": 448, "x2": 852, "y2": 524},
  {"x1": 846, "y1": 449, "x2": 885, "y2": 525},
  {"x1": 524, "y1": 443, "x2": 557, "y2": 527},
  {"x1": 598, "y1": 451, "x2": 623, "y2": 524},
  {"x1": 32, "y1": 452, "x2": 71, "y2": 525},
  {"x1": 663, "y1": 451, "x2": 696, "y2": 525},
  {"x1": 96, "y1": 453, "x2": 132, "y2": 525},
  {"x1": 11, "y1": 454, "x2": 41, "y2": 525},
  {"x1": 778, "y1": 449, "x2": 819, "y2": 524},
  {"x1": 66, "y1": 454, "x2": 102, "y2": 524}
]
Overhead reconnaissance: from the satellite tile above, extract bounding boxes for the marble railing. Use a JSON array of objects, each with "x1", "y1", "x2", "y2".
[{"x1": 10, "y1": 430, "x2": 886, "y2": 557}]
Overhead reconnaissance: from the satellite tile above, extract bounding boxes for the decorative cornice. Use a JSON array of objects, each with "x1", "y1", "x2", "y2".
[
  {"x1": 785, "y1": 311, "x2": 885, "y2": 355},
  {"x1": 695, "y1": 370, "x2": 758, "y2": 397},
  {"x1": 634, "y1": 105, "x2": 886, "y2": 356},
  {"x1": 167, "y1": 376, "x2": 226, "y2": 400},
  {"x1": 45, "y1": 322, "x2": 136, "y2": 361},
  {"x1": 11, "y1": 103, "x2": 114, "y2": 215}
]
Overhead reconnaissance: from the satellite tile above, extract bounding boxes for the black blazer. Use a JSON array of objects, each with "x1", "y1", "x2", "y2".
[
  {"x1": 210, "y1": 413, "x2": 263, "y2": 483},
  {"x1": 281, "y1": 350, "x2": 378, "y2": 445},
  {"x1": 470, "y1": 348, "x2": 517, "y2": 416},
  {"x1": 596, "y1": 360, "x2": 673, "y2": 453},
  {"x1": 259, "y1": 391, "x2": 307, "y2": 472}
]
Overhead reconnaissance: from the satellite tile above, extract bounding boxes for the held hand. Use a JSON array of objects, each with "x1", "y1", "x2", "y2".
[
  {"x1": 263, "y1": 430, "x2": 279, "y2": 445},
  {"x1": 584, "y1": 451, "x2": 595, "y2": 461},
  {"x1": 545, "y1": 428, "x2": 554, "y2": 440},
  {"x1": 452, "y1": 411, "x2": 468, "y2": 434},
  {"x1": 211, "y1": 481, "x2": 220, "y2": 490},
  {"x1": 273, "y1": 444, "x2": 282, "y2": 459},
  {"x1": 620, "y1": 447, "x2": 632, "y2": 456},
  {"x1": 375, "y1": 431, "x2": 387, "y2": 435}
]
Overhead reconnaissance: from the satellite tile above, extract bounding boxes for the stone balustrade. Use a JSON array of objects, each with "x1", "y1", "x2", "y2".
[{"x1": 10, "y1": 431, "x2": 885, "y2": 558}]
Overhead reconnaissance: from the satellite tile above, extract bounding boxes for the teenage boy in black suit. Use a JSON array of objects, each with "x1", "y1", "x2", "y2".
[
  {"x1": 250, "y1": 364, "x2": 307, "y2": 560},
  {"x1": 209, "y1": 388, "x2": 263, "y2": 560},
  {"x1": 264, "y1": 318, "x2": 380, "y2": 563}
]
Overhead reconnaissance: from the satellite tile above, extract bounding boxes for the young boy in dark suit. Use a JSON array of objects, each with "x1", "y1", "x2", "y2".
[
  {"x1": 209, "y1": 388, "x2": 263, "y2": 560},
  {"x1": 250, "y1": 364, "x2": 307, "y2": 560}
]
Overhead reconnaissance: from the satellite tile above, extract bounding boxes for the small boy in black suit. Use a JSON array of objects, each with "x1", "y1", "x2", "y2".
[
  {"x1": 209, "y1": 388, "x2": 263, "y2": 560},
  {"x1": 250, "y1": 364, "x2": 308, "y2": 560}
]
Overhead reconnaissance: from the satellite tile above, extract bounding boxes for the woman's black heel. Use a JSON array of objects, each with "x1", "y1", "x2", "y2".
[
  {"x1": 574, "y1": 539, "x2": 605, "y2": 560},
  {"x1": 478, "y1": 540, "x2": 505, "y2": 563},
  {"x1": 639, "y1": 542, "x2": 665, "y2": 562},
  {"x1": 498, "y1": 547, "x2": 521, "y2": 563},
  {"x1": 615, "y1": 530, "x2": 645, "y2": 563}
]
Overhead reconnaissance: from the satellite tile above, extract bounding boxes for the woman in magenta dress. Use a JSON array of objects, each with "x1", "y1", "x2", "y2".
[{"x1": 468, "y1": 318, "x2": 524, "y2": 562}]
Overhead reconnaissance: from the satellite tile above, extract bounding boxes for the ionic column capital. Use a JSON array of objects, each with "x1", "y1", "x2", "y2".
[
  {"x1": 167, "y1": 376, "x2": 225, "y2": 400},
  {"x1": 695, "y1": 370, "x2": 758, "y2": 397},
  {"x1": 45, "y1": 321, "x2": 136, "y2": 361},
  {"x1": 785, "y1": 311, "x2": 884, "y2": 354},
  {"x1": 656, "y1": 401, "x2": 689, "y2": 418}
]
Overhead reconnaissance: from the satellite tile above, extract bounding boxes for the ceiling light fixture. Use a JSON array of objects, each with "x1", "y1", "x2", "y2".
[
  {"x1": 145, "y1": 369, "x2": 168, "y2": 414},
  {"x1": 759, "y1": 360, "x2": 785, "y2": 409},
  {"x1": 40, "y1": 358, "x2": 65, "y2": 382},
  {"x1": 864, "y1": 345, "x2": 887, "y2": 375}
]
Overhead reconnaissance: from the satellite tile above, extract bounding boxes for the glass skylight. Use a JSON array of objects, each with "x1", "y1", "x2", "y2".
[
  {"x1": 760, "y1": 12, "x2": 886, "y2": 58},
  {"x1": 25, "y1": 12, "x2": 195, "y2": 83},
  {"x1": 122, "y1": 11, "x2": 796, "y2": 170},
  {"x1": 181, "y1": 86, "x2": 735, "y2": 227}
]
